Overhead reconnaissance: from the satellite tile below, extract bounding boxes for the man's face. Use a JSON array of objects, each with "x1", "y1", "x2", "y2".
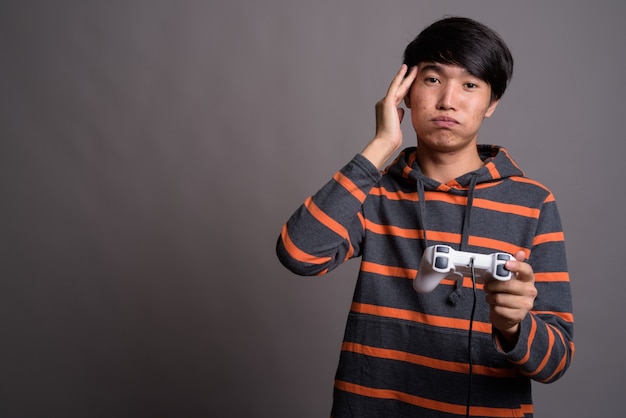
[{"x1": 406, "y1": 62, "x2": 499, "y2": 153}]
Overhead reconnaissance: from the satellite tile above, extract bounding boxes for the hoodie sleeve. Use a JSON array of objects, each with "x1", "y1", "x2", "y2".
[
  {"x1": 494, "y1": 195, "x2": 575, "y2": 383},
  {"x1": 276, "y1": 154, "x2": 381, "y2": 276}
]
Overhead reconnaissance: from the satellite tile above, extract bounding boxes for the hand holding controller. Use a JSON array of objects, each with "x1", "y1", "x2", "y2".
[{"x1": 414, "y1": 245, "x2": 513, "y2": 293}]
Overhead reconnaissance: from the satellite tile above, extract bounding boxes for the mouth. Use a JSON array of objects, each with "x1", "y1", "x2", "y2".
[{"x1": 431, "y1": 116, "x2": 459, "y2": 128}]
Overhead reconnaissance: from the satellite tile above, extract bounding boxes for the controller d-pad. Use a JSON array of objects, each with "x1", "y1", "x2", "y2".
[{"x1": 434, "y1": 256, "x2": 448, "y2": 270}]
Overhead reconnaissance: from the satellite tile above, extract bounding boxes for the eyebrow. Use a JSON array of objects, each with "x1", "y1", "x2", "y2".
[
  {"x1": 420, "y1": 63, "x2": 471, "y2": 76},
  {"x1": 420, "y1": 63, "x2": 444, "y2": 73}
]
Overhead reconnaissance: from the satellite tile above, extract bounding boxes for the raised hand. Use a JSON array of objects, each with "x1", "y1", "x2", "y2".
[{"x1": 361, "y1": 64, "x2": 418, "y2": 169}]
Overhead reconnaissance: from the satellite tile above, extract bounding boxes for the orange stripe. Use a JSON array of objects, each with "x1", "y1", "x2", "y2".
[
  {"x1": 371, "y1": 185, "x2": 540, "y2": 218},
  {"x1": 511, "y1": 315, "x2": 536, "y2": 367},
  {"x1": 304, "y1": 197, "x2": 356, "y2": 260},
  {"x1": 540, "y1": 323, "x2": 570, "y2": 382},
  {"x1": 532, "y1": 231, "x2": 565, "y2": 246},
  {"x1": 351, "y1": 301, "x2": 492, "y2": 334},
  {"x1": 437, "y1": 182, "x2": 456, "y2": 191},
  {"x1": 524, "y1": 322, "x2": 555, "y2": 378},
  {"x1": 509, "y1": 177, "x2": 553, "y2": 198},
  {"x1": 426, "y1": 192, "x2": 540, "y2": 218},
  {"x1": 439, "y1": 179, "x2": 460, "y2": 189},
  {"x1": 425, "y1": 191, "x2": 466, "y2": 204},
  {"x1": 402, "y1": 165, "x2": 413, "y2": 180},
  {"x1": 500, "y1": 148, "x2": 526, "y2": 175},
  {"x1": 334, "y1": 380, "x2": 526, "y2": 417},
  {"x1": 543, "y1": 349, "x2": 568, "y2": 383},
  {"x1": 280, "y1": 224, "x2": 332, "y2": 264},
  {"x1": 306, "y1": 196, "x2": 357, "y2": 261},
  {"x1": 342, "y1": 342, "x2": 517, "y2": 378},
  {"x1": 305, "y1": 197, "x2": 349, "y2": 239},
  {"x1": 532, "y1": 309, "x2": 574, "y2": 323},
  {"x1": 365, "y1": 221, "x2": 423, "y2": 239},
  {"x1": 472, "y1": 198, "x2": 541, "y2": 218},
  {"x1": 361, "y1": 261, "x2": 416, "y2": 279},
  {"x1": 364, "y1": 225, "x2": 525, "y2": 257},
  {"x1": 333, "y1": 171, "x2": 367, "y2": 203},
  {"x1": 468, "y1": 236, "x2": 528, "y2": 256},
  {"x1": 442, "y1": 276, "x2": 485, "y2": 290},
  {"x1": 484, "y1": 161, "x2": 501, "y2": 180},
  {"x1": 534, "y1": 272, "x2": 569, "y2": 283},
  {"x1": 356, "y1": 212, "x2": 365, "y2": 229},
  {"x1": 426, "y1": 231, "x2": 463, "y2": 243},
  {"x1": 370, "y1": 186, "x2": 418, "y2": 201},
  {"x1": 366, "y1": 227, "x2": 459, "y2": 244},
  {"x1": 361, "y1": 262, "x2": 485, "y2": 291}
]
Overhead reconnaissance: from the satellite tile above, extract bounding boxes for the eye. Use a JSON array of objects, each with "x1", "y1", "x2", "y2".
[
  {"x1": 425, "y1": 77, "x2": 440, "y2": 84},
  {"x1": 465, "y1": 82, "x2": 478, "y2": 89}
]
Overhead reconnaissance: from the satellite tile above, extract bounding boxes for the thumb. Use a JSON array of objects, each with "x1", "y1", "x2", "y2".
[
  {"x1": 513, "y1": 250, "x2": 526, "y2": 262},
  {"x1": 505, "y1": 251, "x2": 534, "y2": 282}
]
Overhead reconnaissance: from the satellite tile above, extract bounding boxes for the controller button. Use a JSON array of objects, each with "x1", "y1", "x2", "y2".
[
  {"x1": 434, "y1": 256, "x2": 448, "y2": 269},
  {"x1": 436, "y1": 245, "x2": 450, "y2": 253},
  {"x1": 497, "y1": 254, "x2": 509, "y2": 261},
  {"x1": 496, "y1": 264, "x2": 508, "y2": 277}
]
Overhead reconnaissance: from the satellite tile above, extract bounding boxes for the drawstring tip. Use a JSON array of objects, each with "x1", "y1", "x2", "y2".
[
  {"x1": 447, "y1": 288, "x2": 462, "y2": 306},
  {"x1": 446, "y1": 273, "x2": 464, "y2": 306}
]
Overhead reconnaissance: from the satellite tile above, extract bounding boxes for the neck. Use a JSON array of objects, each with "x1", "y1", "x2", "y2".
[{"x1": 416, "y1": 146, "x2": 483, "y2": 184}]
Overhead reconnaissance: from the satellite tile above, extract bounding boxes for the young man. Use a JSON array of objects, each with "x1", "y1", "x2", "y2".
[{"x1": 276, "y1": 17, "x2": 574, "y2": 417}]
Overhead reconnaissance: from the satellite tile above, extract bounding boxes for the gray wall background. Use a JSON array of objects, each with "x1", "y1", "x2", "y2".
[{"x1": 2, "y1": 1, "x2": 624, "y2": 417}]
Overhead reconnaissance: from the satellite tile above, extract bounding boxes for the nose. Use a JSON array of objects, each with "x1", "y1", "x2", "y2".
[{"x1": 436, "y1": 84, "x2": 456, "y2": 110}]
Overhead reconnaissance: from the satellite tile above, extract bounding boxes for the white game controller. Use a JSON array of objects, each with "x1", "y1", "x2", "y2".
[{"x1": 413, "y1": 245, "x2": 513, "y2": 293}]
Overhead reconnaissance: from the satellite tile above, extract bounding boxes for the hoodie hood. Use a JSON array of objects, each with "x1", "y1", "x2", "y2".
[
  {"x1": 385, "y1": 145, "x2": 525, "y2": 190},
  {"x1": 385, "y1": 145, "x2": 525, "y2": 305}
]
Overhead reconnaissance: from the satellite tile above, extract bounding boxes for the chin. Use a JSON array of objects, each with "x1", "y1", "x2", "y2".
[
  {"x1": 419, "y1": 137, "x2": 458, "y2": 151},
  {"x1": 417, "y1": 133, "x2": 474, "y2": 153}
]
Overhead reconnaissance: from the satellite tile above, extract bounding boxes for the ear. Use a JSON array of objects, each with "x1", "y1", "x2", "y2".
[
  {"x1": 404, "y1": 95, "x2": 411, "y2": 109},
  {"x1": 484, "y1": 98, "x2": 500, "y2": 118}
]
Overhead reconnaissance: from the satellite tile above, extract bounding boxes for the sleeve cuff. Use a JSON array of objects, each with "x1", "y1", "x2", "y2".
[{"x1": 492, "y1": 314, "x2": 532, "y2": 359}]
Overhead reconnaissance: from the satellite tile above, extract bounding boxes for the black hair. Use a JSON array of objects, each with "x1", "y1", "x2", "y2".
[{"x1": 403, "y1": 17, "x2": 513, "y2": 101}]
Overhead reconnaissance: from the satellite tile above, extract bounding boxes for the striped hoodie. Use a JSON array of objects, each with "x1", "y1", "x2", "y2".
[{"x1": 276, "y1": 145, "x2": 574, "y2": 417}]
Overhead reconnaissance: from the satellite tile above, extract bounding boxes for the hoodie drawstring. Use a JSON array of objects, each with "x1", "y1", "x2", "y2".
[
  {"x1": 461, "y1": 174, "x2": 478, "y2": 251},
  {"x1": 416, "y1": 177, "x2": 429, "y2": 250},
  {"x1": 447, "y1": 173, "x2": 479, "y2": 306}
]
